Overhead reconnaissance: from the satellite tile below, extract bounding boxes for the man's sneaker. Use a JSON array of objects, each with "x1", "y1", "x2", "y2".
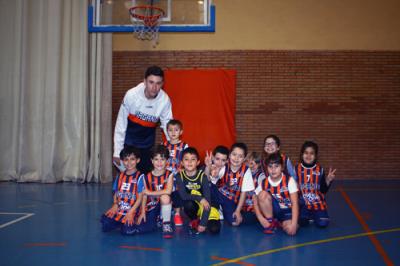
[
  {"x1": 174, "y1": 213, "x2": 183, "y2": 226},
  {"x1": 189, "y1": 219, "x2": 200, "y2": 230},
  {"x1": 162, "y1": 222, "x2": 174, "y2": 239}
]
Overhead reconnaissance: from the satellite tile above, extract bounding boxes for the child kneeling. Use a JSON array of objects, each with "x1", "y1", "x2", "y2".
[
  {"x1": 175, "y1": 147, "x2": 220, "y2": 234},
  {"x1": 254, "y1": 153, "x2": 299, "y2": 235},
  {"x1": 101, "y1": 147, "x2": 144, "y2": 234}
]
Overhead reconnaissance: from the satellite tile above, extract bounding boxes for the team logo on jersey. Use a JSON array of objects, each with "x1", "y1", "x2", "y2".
[
  {"x1": 229, "y1": 178, "x2": 238, "y2": 186},
  {"x1": 121, "y1": 182, "x2": 131, "y2": 191}
]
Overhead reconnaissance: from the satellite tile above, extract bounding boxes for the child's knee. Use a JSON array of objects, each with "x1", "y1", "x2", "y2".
[
  {"x1": 258, "y1": 191, "x2": 271, "y2": 202},
  {"x1": 160, "y1": 194, "x2": 171, "y2": 204}
]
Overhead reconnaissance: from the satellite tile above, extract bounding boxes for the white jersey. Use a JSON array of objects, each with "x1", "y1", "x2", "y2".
[{"x1": 113, "y1": 82, "x2": 173, "y2": 157}]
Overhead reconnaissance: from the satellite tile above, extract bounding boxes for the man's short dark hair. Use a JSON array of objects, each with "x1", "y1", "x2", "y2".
[{"x1": 145, "y1": 65, "x2": 164, "y2": 79}]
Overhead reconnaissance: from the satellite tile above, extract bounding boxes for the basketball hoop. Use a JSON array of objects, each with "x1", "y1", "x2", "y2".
[{"x1": 129, "y1": 5, "x2": 165, "y2": 44}]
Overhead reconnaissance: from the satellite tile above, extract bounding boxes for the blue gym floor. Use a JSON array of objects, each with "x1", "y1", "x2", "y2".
[{"x1": 0, "y1": 180, "x2": 399, "y2": 266}]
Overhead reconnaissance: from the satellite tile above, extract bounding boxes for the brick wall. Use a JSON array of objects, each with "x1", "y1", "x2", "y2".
[{"x1": 113, "y1": 51, "x2": 400, "y2": 179}]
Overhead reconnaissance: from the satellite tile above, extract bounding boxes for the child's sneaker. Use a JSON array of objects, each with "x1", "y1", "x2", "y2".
[
  {"x1": 162, "y1": 222, "x2": 174, "y2": 239},
  {"x1": 174, "y1": 213, "x2": 183, "y2": 226},
  {"x1": 263, "y1": 225, "x2": 276, "y2": 234},
  {"x1": 189, "y1": 219, "x2": 200, "y2": 230}
]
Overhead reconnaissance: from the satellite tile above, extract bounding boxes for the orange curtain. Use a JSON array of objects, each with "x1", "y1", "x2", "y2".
[{"x1": 164, "y1": 69, "x2": 236, "y2": 161}]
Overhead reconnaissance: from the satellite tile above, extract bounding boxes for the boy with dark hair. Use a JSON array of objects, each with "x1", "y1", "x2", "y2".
[
  {"x1": 101, "y1": 147, "x2": 143, "y2": 235},
  {"x1": 255, "y1": 153, "x2": 299, "y2": 235},
  {"x1": 175, "y1": 147, "x2": 220, "y2": 234},
  {"x1": 210, "y1": 143, "x2": 255, "y2": 226}
]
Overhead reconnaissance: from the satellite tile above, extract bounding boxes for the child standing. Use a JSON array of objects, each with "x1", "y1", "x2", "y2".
[
  {"x1": 162, "y1": 119, "x2": 188, "y2": 227},
  {"x1": 255, "y1": 153, "x2": 299, "y2": 235},
  {"x1": 262, "y1": 135, "x2": 296, "y2": 180},
  {"x1": 101, "y1": 147, "x2": 143, "y2": 235},
  {"x1": 138, "y1": 145, "x2": 174, "y2": 238},
  {"x1": 210, "y1": 143, "x2": 255, "y2": 226},
  {"x1": 296, "y1": 141, "x2": 336, "y2": 228},
  {"x1": 175, "y1": 147, "x2": 220, "y2": 234}
]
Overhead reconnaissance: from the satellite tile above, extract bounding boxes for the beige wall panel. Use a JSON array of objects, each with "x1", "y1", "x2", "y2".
[{"x1": 113, "y1": 0, "x2": 400, "y2": 51}]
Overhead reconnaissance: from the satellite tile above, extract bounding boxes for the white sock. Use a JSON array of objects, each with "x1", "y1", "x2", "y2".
[{"x1": 161, "y1": 204, "x2": 172, "y2": 223}]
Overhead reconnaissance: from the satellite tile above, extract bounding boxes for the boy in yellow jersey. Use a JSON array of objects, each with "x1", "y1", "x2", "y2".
[{"x1": 175, "y1": 147, "x2": 220, "y2": 234}]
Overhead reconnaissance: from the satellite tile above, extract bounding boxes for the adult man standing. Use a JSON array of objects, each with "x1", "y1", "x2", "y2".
[{"x1": 113, "y1": 66, "x2": 173, "y2": 173}]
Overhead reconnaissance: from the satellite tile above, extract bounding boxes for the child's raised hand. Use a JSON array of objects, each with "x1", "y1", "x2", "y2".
[
  {"x1": 204, "y1": 150, "x2": 212, "y2": 167},
  {"x1": 105, "y1": 204, "x2": 118, "y2": 218},
  {"x1": 326, "y1": 167, "x2": 336, "y2": 185},
  {"x1": 200, "y1": 198, "x2": 210, "y2": 211}
]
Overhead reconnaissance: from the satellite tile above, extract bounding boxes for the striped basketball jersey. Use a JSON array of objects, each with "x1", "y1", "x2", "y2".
[
  {"x1": 217, "y1": 164, "x2": 248, "y2": 203},
  {"x1": 243, "y1": 168, "x2": 263, "y2": 212},
  {"x1": 163, "y1": 140, "x2": 188, "y2": 174},
  {"x1": 261, "y1": 174, "x2": 293, "y2": 209},
  {"x1": 296, "y1": 163, "x2": 327, "y2": 211},
  {"x1": 143, "y1": 170, "x2": 171, "y2": 211},
  {"x1": 179, "y1": 170, "x2": 205, "y2": 196},
  {"x1": 112, "y1": 171, "x2": 141, "y2": 222}
]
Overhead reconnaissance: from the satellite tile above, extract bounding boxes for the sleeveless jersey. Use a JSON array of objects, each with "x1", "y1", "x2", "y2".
[
  {"x1": 143, "y1": 170, "x2": 171, "y2": 211},
  {"x1": 261, "y1": 174, "x2": 293, "y2": 209},
  {"x1": 296, "y1": 163, "x2": 327, "y2": 211},
  {"x1": 179, "y1": 170, "x2": 204, "y2": 196},
  {"x1": 163, "y1": 141, "x2": 188, "y2": 174},
  {"x1": 243, "y1": 168, "x2": 263, "y2": 212},
  {"x1": 113, "y1": 171, "x2": 141, "y2": 222},
  {"x1": 217, "y1": 164, "x2": 248, "y2": 203}
]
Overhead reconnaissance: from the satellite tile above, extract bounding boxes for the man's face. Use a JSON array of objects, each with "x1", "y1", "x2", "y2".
[{"x1": 144, "y1": 75, "x2": 163, "y2": 99}]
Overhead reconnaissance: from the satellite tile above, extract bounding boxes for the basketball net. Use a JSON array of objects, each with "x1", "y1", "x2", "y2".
[{"x1": 130, "y1": 6, "x2": 165, "y2": 46}]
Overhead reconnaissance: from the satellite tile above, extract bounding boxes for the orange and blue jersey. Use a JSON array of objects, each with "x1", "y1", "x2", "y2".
[
  {"x1": 163, "y1": 140, "x2": 188, "y2": 174},
  {"x1": 217, "y1": 164, "x2": 248, "y2": 203},
  {"x1": 143, "y1": 171, "x2": 171, "y2": 211},
  {"x1": 243, "y1": 168, "x2": 263, "y2": 212},
  {"x1": 261, "y1": 174, "x2": 293, "y2": 209},
  {"x1": 296, "y1": 163, "x2": 328, "y2": 211},
  {"x1": 112, "y1": 171, "x2": 142, "y2": 222}
]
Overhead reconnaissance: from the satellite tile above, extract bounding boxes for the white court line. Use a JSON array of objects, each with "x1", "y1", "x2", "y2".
[{"x1": 0, "y1": 212, "x2": 35, "y2": 229}]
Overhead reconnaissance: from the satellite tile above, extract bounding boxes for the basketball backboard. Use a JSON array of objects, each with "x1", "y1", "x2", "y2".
[{"x1": 88, "y1": 0, "x2": 215, "y2": 32}]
